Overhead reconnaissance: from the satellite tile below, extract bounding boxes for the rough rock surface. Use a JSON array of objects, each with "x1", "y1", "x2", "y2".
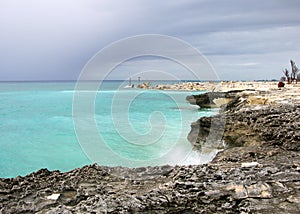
[
  {"x1": 188, "y1": 103, "x2": 300, "y2": 150},
  {"x1": 186, "y1": 90, "x2": 246, "y2": 108},
  {"x1": 1, "y1": 91, "x2": 300, "y2": 213},
  {"x1": 1, "y1": 157, "x2": 300, "y2": 213}
]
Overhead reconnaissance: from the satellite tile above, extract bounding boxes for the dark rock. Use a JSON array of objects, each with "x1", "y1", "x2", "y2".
[{"x1": 1, "y1": 153, "x2": 299, "y2": 214}]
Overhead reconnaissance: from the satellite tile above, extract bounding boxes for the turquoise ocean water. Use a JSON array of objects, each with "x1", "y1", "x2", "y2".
[{"x1": 0, "y1": 81, "x2": 217, "y2": 178}]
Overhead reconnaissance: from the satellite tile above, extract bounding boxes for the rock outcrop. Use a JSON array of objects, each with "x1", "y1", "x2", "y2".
[
  {"x1": 187, "y1": 88, "x2": 300, "y2": 151},
  {"x1": 186, "y1": 90, "x2": 246, "y2": 108},
  {"x1": 1, "y1": 152, "x2": 300, "y2": 213},
  {"x1": 188, "y1": 103, "x2": 300, "y2": 150},
  {"x1": 1, "y1": 155, "x2": 300, "y2": 213}
]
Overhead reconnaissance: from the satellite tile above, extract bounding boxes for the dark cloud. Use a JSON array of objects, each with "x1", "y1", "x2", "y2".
[{"x1": 0, "y1": 0, "x2": 299, "y2": 80}]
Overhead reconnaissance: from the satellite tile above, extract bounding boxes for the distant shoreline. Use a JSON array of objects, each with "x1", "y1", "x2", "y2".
[{"x1": 0, "y1": 79, "x2": 279, "y2": 83}]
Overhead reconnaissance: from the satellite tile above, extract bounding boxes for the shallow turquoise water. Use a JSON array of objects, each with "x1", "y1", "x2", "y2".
[{"x1": 0, "y1": 81, "x2": 216, "y2": 178}]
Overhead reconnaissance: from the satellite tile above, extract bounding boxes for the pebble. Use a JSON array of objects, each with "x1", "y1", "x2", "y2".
[{"x1": 47, "y1": 193, "x2": 61, "y2": 200}]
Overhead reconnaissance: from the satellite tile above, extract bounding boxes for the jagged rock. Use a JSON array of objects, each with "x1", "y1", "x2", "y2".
[
  {"x1": 188, "y1": 103, "x2": 300, "y2": 151},
  {"x1": 1, "y1": 151, "x2": 299, "y2": 214},
  {"x1": 186, "y1": 90, "x2": 245, "y2": 108}
]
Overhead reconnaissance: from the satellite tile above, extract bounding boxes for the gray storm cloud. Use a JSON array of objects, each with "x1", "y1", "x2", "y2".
[{"x1": 0, "y1": 0, "x2": 299, "y2": 81}]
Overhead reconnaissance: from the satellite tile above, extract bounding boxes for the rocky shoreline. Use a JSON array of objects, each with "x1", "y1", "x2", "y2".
[{"x1": 1, "y1": 84, "x2": 300, "y2": 213}]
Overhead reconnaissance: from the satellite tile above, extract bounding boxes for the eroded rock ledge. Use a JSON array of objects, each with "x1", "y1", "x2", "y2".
[
  {"x1": 186, "y1": 90, "x2": 246, "y2": 108},
  {"x1": 1, "y1": 91, "x2": 300, "y2": 213},
  {"x1": 188, "y1": 103, "x2": 300, "y2": 150}
]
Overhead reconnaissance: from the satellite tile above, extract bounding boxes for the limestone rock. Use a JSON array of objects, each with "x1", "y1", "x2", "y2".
[{"x1": 186, "y1": 90, "x2": 244, "y2": 108}]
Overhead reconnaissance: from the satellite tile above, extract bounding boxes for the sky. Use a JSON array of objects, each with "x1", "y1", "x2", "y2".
[{"x1": 0, "y1": 0, "x2": 300, "y2": 81}]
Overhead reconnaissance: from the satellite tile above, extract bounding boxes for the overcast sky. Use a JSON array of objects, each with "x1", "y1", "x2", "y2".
[{"x1": 0, "y1": 0, "x2": 299, "y2": 81}]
